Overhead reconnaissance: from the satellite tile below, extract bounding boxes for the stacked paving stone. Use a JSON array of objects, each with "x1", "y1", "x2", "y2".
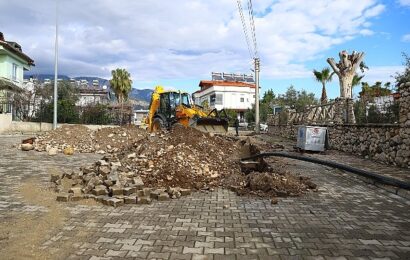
[{"x1": 51, "y1": 162, "x2": 192, "y2": 207}]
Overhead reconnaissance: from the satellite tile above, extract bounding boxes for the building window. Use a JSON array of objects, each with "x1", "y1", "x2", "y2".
[
  {"x1": 240, "y1": 97, "x2": 244, "y2": 102},
  {"x1": 215, "y1": 94, "x2": 223, "y2": 105},
  {"x1": 210, "y1": 94, "x2": 216, "y2": 105},
  {"x1": 12, "y1": 64, "x2": 18, "y2": 81},
  {"x1": 210, "y1": 94, "x2": 223, "y2": 105}
]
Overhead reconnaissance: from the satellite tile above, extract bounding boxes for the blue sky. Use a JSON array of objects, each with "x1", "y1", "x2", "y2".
[
  {"x1": 0, "y1": 0, "x2": 409, "y2": 99},
  {"x1": 139, "y1": 0, "x2": 410, "y2": 99}
]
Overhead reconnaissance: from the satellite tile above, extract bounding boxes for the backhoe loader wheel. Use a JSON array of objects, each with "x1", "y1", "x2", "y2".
[{"x1": 152, "y1": 118, "x2": 164, "y2": 132}]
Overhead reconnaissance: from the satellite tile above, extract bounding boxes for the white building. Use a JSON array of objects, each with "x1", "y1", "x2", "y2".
[
  {"x1": 193, "y1": 72, "x2": 256, "y2": 120},
  {"x1": 76, "y1": 87, "x2": 110, "y2": 107}
]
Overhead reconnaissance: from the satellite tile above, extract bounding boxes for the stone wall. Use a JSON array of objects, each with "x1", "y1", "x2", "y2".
[
  {"x1": 267, "y1": 81, "x2": 410, "y2": 168},
  {"x1": 399, "y1": 82, "x2": 410, "y2": 127},
  {"x1": 268, "y1": 124, "x2": 409, "y2": 168},
  {"x1": 330, "y1": 125, "x2": 408, "y2": 167}
]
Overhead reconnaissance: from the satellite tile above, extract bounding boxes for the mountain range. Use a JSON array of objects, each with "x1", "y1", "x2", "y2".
[{"x1": 25, "y1": 74, "x2": 153, "y2": 104}]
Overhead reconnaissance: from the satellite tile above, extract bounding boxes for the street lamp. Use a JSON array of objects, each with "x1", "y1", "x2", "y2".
[{"x1": 53, "y1": 0, "x2": 59, "y2": 129}]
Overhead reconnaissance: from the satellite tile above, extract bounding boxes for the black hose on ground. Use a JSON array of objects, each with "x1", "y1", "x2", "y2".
[{"x1": 241, "y1": 151, "x2": 410, "y2": 191}]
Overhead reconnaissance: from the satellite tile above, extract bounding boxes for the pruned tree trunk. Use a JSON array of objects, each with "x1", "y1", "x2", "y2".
[
  {"x1": 327, "y1": 50, "x2": 364, "y2": 98},
  {"x1": 320, "y1": 82, "x2": 327, "y2": 104}
]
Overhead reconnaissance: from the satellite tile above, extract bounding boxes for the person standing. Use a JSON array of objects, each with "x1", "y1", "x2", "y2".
[{"x1": 234, "y1": 117, "x2": 239, "y2": 136}]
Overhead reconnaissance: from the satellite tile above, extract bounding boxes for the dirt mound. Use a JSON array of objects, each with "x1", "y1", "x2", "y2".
[
  {"x1": 35, "y1": 125, "x2": 94, "y2": 152},
  {"x1": 117, "y1": 125, "x2": 241, "y2": 189},
  {"x1": 49, "y1": 125, "x2": 317, "y2": 206},
  {"x1": 32, "y1": 125, "x2": 147, "y2": 154}
]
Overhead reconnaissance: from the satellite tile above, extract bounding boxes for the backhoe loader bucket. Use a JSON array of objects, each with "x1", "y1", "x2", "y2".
[{"x1": 191, "y1": 117, "x2": 229, "y2": 134}]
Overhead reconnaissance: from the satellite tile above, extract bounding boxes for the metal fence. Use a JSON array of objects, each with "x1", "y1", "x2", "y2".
[{"x1": 0, "y1": 98, "x2": 132, "y2": 125}]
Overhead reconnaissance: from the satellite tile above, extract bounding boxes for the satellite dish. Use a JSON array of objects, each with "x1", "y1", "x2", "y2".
[{"x1": 102, "y1": 85, "x2": 107, "y2": 90}]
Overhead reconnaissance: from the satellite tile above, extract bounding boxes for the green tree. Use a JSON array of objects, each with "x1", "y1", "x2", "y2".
[
  {"x1": 262, "y1": 89, "x2": 276, "y2": 104},
  {"x1": 313, "y1": 67, "x2": 333, "y2": 104},
  {"x1": 395, "y1": 52, "x2": 410, "y2": 87},
  {"x1": 351, "y1": 74, "x2": 364, "y2": 98},
  {"x1": 36, "y1": 81, "x2": 80, "y2": 123},
  {"x1": 110, "y1": 68, "x2": 132, "y2": 124}
]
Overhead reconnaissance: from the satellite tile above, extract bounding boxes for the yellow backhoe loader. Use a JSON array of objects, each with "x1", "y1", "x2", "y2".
[{"x1": 146, "y1": 86, "x2": 229, "y2": 134}]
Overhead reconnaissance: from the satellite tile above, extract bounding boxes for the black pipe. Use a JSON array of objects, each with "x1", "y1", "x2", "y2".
[{"x1": 241, "y1": 151, "x2": 410, "y2": 191}]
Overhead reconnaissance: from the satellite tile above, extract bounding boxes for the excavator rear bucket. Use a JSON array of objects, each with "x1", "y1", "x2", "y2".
[{"x1": 191, "y1": 117, "x2": 229, "y2": 134}]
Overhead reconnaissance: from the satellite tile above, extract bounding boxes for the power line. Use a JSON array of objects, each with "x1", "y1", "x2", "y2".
[
  {"x1": 236, "y1": 0, "x2": 254, "y2": 60},
  {"x1": 246, "y1": 0, "x2": 258, "y2": 58}
]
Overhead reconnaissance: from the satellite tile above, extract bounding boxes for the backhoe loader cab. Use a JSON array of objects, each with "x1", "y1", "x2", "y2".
[{"x1": 146, "y1": 86, "x2": 229, "y2": 134}]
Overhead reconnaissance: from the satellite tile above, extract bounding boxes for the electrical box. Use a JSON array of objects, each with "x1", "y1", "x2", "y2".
[{"x1": 297, "y1": 126, "x2": 327, "y2": 152}]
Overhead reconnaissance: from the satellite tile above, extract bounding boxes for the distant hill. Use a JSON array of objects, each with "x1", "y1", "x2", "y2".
[
  {"x1": 25, "y1": 73, "x2": 153, "y2": 109},
  {"x1": 129, "y1": 88, "x2": 153, "y2": 103},
  {"x1": 24, "y1": 74, "x2": 70, "y2": 81}
]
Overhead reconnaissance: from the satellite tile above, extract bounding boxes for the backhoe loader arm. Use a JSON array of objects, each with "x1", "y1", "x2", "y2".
[{"x1": 146, "y1": 86, "x2": 164, "y2": 131}]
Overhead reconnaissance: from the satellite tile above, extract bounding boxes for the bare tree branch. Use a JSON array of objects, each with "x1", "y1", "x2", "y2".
[{"x1": 327, "y1": 58, "x2": 340, "y2": 76}]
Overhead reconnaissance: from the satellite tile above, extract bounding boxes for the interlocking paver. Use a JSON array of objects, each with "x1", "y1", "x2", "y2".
[{"x1": 0, "y1": 135, "x2": 409, "y2": 259}]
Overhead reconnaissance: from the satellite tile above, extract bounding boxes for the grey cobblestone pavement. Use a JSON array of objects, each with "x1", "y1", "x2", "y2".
[
  {"x1": 1, "y1": 135, "x2": 410, "y2": 260},
  {"x1": 257, "y1": 134, "x2": 410, "y2": 183}
]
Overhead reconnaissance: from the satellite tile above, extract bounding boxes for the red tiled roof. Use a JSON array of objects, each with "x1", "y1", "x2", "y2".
[{"x1": 196, "y1": 80, "x2": 255, "y2": 94}]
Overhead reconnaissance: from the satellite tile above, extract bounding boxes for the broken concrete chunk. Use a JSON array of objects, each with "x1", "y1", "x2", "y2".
[
  {"x1": 133, "y1": 177, "x2": 144, "y2": 190},
  {"x1": 150, "y1": 190, "x2": 161, "y2": 200},
  {"x1": 56, "y1": 193, "x2": 72, "y2": 202},
  {"x1": 21, "y1": 143, "x2": 34, "y2": 151},
  {"x1": 99, "y1": 165, "x2": 111, "y2": 176},
  {"x1": 69, "y1": 187, "x2": 82, "y2": 196},
  {"x1": 158, "y1": 192, "x2": 170, "y2": 201},
  {"x1": 127, "y1": 152, "x2": 136, "y2": 159},
  {"x1": 271, "y1": 197, "x2": 278, "y2": 205},
  {"x1": 108, "y1": 198, "x2": 124, "y2": 207},
  {"x1": 136, "y1": 190, "x2": 145, "y2": 197},
  {"x1": 110, "y1": 161, "x2": 122, "y2": 167},
  {"x1": 48, "y1": 147, "x2": 58, "y2": 156},
  {"x1": 71, "y1": 195, "x2": 83, "y2": 202},
  {"x1": 97, "y1": 160, "x2": 109, "y2": 166},
  {"x1": 124, "y1": 196, "x2": 137, "y2": 204},
  {"x1": 137, "y1": 196, "x2": 151, "y2": 204},
  {"x1": 50, "y1": 173, "x2": 61, "y2": 183},
  {"x1": 95, "y1": 195, "x2": 107, "y2": 203},
  {"x1": 123, "y1": 187, "x2": 135, "y2": 196},
  {"x1": 92, "y1": 185, "x2": 108, "y2": 196},
  {"x1": 109, "y1": 186, "x2": 123, "y2": 196},
  {"x1": 63, "y1": 146, "x2": 74, "y2": 155},
  {"x1": 108, "y1": 172, "x2": 119, "y2": 183},
  {"x1": 180, "y1": 188, "x2": 191, "y2": 196}
]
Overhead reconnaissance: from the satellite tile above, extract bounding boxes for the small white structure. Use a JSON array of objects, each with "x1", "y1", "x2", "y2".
[
  {"x1": 76, "y1": 87, "x2": 109, "y2": 107},
  {"x1": 132, "y1": 109, "x2": 149, "y2": 127},
  {"x1": 193, "y1": 72, "x2": 256, "y2": 120}
]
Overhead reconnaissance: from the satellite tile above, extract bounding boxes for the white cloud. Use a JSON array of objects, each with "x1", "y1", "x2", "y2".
[
  {"x1": 0, "y1": 0, "x2": 386, "y2": 84},
  {"x1": 398, "y1": 0, "x2": 410, "y2": 7},
  {"x1": 402, "y1": 34, "x2": 410, "y2": 42},
  {"x1": 358, "y1": 65, "x2": 404, "y2": 85}
]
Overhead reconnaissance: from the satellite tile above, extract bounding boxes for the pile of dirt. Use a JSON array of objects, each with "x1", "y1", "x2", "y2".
[
  {"x1": 50, "y1": 125, "x2": 317, "y2": 206},
  {"x1": 32, "y1": 125, "x2": 147, "y2": 154},
  {"x1": 120, "y1": 125, "x2": 241, "y2": 189}
]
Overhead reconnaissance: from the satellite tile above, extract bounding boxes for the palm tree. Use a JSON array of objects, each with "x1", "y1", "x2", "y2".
[
  {"x1": 313, "y1": 67, "x2": 333, "y2": 104},
  {"x1": 110, "y1": 68, "x2": 132, "y2": 124},
  {"x1": 351, "y1": 74, "x2": 364, "y2": 98}
]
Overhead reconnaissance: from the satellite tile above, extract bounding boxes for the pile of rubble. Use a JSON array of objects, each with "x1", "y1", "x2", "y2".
[
  {"x1": 49, "y1": 125, "x2": 317, "y2": 206},
  {"x1": 23, "y1": 125, "x2": 147, "y2": 154}
]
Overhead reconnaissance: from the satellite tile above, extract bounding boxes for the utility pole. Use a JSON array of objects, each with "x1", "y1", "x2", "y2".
[
  {"x1": 53, "y1": 0, "x2": 59, "y2": 130},
  {"x1": 254, "y1": 57, "x2": 260, "y2": 134}
]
